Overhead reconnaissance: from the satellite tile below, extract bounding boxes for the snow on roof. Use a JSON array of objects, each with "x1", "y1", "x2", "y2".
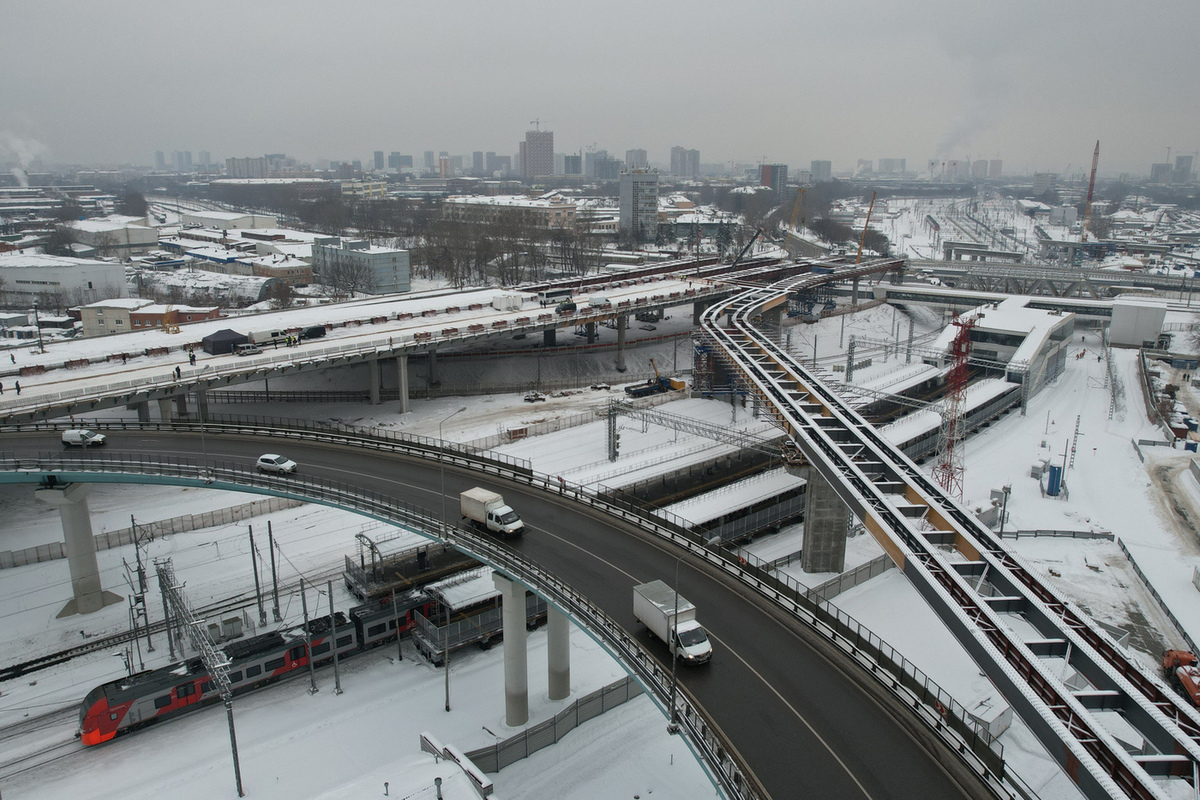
[
  {"x1": 0, "y1": 253, "x2": 113, "y2": 269},
  {"x1": 428, "y1": 567, "x2": 500, "y2": 610},
  {"x1": 69, "y1": 217, "x2": 152, "y2": 233},
  {"x1": 663, "y1": 467, "x2": 802, "y2": 525},
  {"x1": 84, "y1": 297, "x2": 154, "y2": 310},
  {"x1": 445, "y1": 194, "x2": 575, "y2": 209},
  {"x1": 131, "y1": 304, "x2": 219, "y2": 315}
]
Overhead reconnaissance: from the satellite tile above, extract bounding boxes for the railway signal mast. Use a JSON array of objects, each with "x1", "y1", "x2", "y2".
[
  {"x1": 931, "y1": 316, "x2": 976, "y2": 500},
  {"x1": 155, "y1": 558, "x2": 245, "y2": 797}
]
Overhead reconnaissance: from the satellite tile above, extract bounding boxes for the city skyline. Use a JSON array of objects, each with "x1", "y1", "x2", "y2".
[{"x1": 1, "y1": 0, "x2": 1197, "y2": 177}]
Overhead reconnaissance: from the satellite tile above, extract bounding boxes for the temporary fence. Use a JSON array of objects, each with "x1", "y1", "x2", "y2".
[
  {"x1": 464, "y1": 677, "x2": 643, "y2": 773},
  {"x1": 1116, "y1": 537, "x2": 1200, "y2": 655}
]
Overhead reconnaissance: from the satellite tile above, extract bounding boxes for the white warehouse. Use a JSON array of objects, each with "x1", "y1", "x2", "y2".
[{"x1": 0, "y1": 253, "x2": 127, "y2": 307}]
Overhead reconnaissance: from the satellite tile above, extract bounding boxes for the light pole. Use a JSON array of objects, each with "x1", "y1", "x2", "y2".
[
  {"x1": 32, "y1": 300, "x2": 44, "y2": 354},
  {"x1": 667, "y1": 555, "x2": 681, "y2": 734},
  {"x1": 438, "y1": 405, "x2": 466, "y2": 715},
  {"x1": 439, "y1": 406, "x2": 468, "y2": 537},
  {"x1": 998, "y1": 484, "x2": 1012, "y2": 536}
]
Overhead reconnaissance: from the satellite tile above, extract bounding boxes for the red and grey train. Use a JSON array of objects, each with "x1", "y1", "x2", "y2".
[{"x1": 79, "y1": 592, "x2": 432, "y2": 745}]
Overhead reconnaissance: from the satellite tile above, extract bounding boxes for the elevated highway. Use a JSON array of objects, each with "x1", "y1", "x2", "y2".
[
  {"x1": 699, "y1": 266, "x2": 1200, "y2": 800},
  {"x1": 0, "y1": 424, "x2": 997, "y2": 800}
]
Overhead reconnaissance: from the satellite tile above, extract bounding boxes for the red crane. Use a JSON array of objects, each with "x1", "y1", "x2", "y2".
[{"x1": 932, "y1": 315, "x2": 976, "y2": 500}]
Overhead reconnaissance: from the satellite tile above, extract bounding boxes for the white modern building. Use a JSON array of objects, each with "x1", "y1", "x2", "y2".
[
  {"x1": 181, "y1": 211, "x2": 278, "y2": 230},
  {"x1": 310, "y1": 238, "x2": 410, "y2": 295},
  {"x1": 0, "y1": 253, "x2": 127, "y2": 306}
]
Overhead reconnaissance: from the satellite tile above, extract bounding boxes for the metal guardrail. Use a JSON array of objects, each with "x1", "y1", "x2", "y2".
[
  {"x1": 0, "y1": 413, "x2": 1011, "y2": 797},
  {"x1": 999, "y1": 529, "x2": 1114, "y2": 541}
]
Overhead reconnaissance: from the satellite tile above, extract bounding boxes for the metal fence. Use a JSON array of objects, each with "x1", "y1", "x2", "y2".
[
  {"x1": 0, "y1": 495, "x2": 303, "y2": 569},
  {"x1": 998, "y1": 529, "x2": 1114, "y2": 541},
  {"x1": 1116, "y1": 537, "x2": 1199, "y2": 655},
  {"x1": 803, "y1": 554, "x2": 896, "y2": 602},
  {"x1": 465, "y1": 677, "x2": 644, "y2": 772}
]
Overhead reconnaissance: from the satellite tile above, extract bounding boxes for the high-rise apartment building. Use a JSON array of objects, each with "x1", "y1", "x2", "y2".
[
  {"x1": 424, "y1": 151, "x2": 435, "y2": 170},
  {"x1": 971, "y1": 160, "x2": 988, "y2": 180},
  {"x1": 625, "y1": 149, "x2": 648, "y2": 169},
  {"x1": 472, "y1": 151, "x2": 484, "y2": 174},
  {"x1": 760, "y1": 164, "x2": 788, "y2": 193},
  {"x1": 670, "y1": 146, "x2": 700, "y2": 178},
  {"x1": 226, "y1": 156, "x2": 268, "y2": 179},
  {"x1": 388, "y1": 152, "x2": 412, "y2": 169},
  {"x1": 154, "y1": 151, "x2": 166, "y2": 171},
  {"x1": 989, "y1": 159, "x2": 1003, "y2": 179},
  {"x1": 810, "y1": 160, "x2": 832, "y2": 182},
  {"x1": 523, "y1": 129, "x2": 554, "y2": 180},
  {"x1": 564, "y1": 154, "x2": 582, "y2": 175},
  {"x1": 878, "y1": 158, "x2": 906, "y2": 174},
  {"x1": 619, "y1": 169, "x2": 660, "y2": 243},
  {"x1": 198, "y1": 151, "x2": 211, "y2": 167},
  {"x1": 1150, "y1": 163, "x2": 1172, "y2": 183},
  {"x1": 374, "y1": 151, "x2": 385, "y2": 171},
  {"x1": 1174, "y1": 155, "x2": 1194, "y2": 183}
]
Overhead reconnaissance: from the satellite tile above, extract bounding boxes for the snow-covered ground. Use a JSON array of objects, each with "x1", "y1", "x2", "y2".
[{"x1": 4, "y1": 291, "x2": 1200, "y2": 797}]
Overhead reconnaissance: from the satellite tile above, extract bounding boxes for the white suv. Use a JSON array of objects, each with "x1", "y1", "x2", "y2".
[{"x1": 256, "y1": 454, "x2": 297, "y2": 475}]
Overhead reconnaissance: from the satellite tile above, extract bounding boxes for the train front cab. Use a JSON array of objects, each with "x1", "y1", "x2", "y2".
[{"x1": 79, "y1": 684, "x2": 123, "y2": 745}]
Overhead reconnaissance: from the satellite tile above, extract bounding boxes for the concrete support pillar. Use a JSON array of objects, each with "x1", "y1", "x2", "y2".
[
  {"x1": 762, "y1": 306, "x2": 782, "y2": 329},
  {"x1": 543, "y1": 329, "x2": 556, "y2": 347},
  {"x1": 547, "y1": 607, "x2": 571, "y2": 701},
  {"x1": 396, "y1": 355, "x2": 410, "y2": 413},
  {"x1": 196, "y1": 389, "x2": 209, "y2": 421},
  {"x1": 586, "y1": 322, "x2": 596, "y2": 345},
  {"x1": 852, "y1": 277, "x2": 860, "y2": 306},
  {"x1": 492, "y1": 573, "x2": 528, "y2": 727},
  {"x1": 134, "y1": 401, "x2": 150, "y2": 423},
  {"x1": 801, "y1": 468, "x2": 848, "y2": 574},
  {"x1": 156, "y1": 397, "x2": 173, "y2": 423},
  {"x1": 616, "y1": 315, "x2": 627, "y2": 372},
  {"x1": 34, "y1": 483, "x2": 121, "y2": 617},
  {"x1": 174, "y1": 394, "x2": 188, "y2": 417},
  {"x1": 428, "y1": 347, "x2": 440, "y2": 386},
  {"x1": 692, "y1": 300, "x2": 707, "y2": 324},
  {"x1": 368, "y1": 358, "x2": 381, "y2": 405}
]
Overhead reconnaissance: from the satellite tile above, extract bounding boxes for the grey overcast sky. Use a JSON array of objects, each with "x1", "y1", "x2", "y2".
[{"x1": 2, "y1": 0, "x2": 1197, "y2": 177}]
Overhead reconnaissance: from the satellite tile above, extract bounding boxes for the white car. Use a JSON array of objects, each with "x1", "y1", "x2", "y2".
[
  {"x1": 62, "y1": 429, "x2": 107, "y2": 447},
  {"x1": 256, "y1": 454, "x2": 297, "y2": 475}
]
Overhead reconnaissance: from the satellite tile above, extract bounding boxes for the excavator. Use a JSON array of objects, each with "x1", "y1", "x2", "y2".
[
  {"x1": 1163, "y1": 650, "x2": 1200, "y2": 707},
  {"x1": 624, "y1": 358, "x2": 683, "y2": 398}
]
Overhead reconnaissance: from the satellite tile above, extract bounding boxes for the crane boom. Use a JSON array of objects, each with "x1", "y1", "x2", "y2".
[
  {"x1": 1081, "y1": 141, "x2": 1100, "y2": 243},
  {"x1": 854, "y1": 192, "x2": 878, "y2": 264}
]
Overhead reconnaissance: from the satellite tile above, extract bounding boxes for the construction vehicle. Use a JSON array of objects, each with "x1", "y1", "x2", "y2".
[
  {"x1": 624, "y1": 358, "x2": 674, "y2": 398},
  {"x1": 1163, "y1": 650, "x2": 1200, "y2": 706}
]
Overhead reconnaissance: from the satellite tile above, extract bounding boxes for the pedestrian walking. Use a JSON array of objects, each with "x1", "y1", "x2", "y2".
[
  {"x1": 174, "y1": 366, "x2": 181, "y2": 380},
  {"x1": 122, "y1": 354, "x2": 127, "y2": 364},
  {"x1": 14, "y1": 381, "x2": 20, "y2": 395},
  {"x1": 189, "y1": 352, "x2": 196, "y2": 366},
  {"x1": 0, "y1": 381, "x2": 4, "y2": 394},
  {"x1": 9, "y1": 353, "x2": 14, "y2": 364}
]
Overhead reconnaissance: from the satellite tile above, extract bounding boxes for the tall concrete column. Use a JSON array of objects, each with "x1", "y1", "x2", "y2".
[
  {"x1": 34, "y1": 483, "x2": 121, "y2": 617},
  {"x1": 428, "y1": 347, "x2": 440, "y2": 385},
  {"x1": 852, "y1": 277, "x2": 860, "y2": 306},
  {"x1": 396, "y1": 355, "x2": 410, "y2": 413},
  {"x1": 762, "y1": 306, "x2": 782, "y2": 328},
  {"x1": 543, "y1": 329, "x2": 556, "y2": 347},
  {"x1": 368, "y1": 358, "x2": 381, "y2": 405},
  {"x1": 692, "y1": 300, "x2": 709, "y2": 324},
  {"x1": 133, "y1": 401, "x2": 150, "y2": 423},
  {"x1": 586, "y1": 322, "x2": 596, "y2": 345},
  {"x1": 492, "y1": 573, "x2": 528, "y2": 727},
  {"x1": 196, "y1": 389, "x2": 209, "y2": 421},
  {"x1": 616, "y1": 315, "x2": 627, "y2": 372},
  {"x1": 801, "y1": 468, "x2": 848, "y2": 573},
  {"x1": 174, "y1": 394, "x2": 188, "y2": 417},
  {"x1": 156, "y1": 397, "x2": 173, "y2": 423},
  {"x1": 547, "y1": 607, "x2": 570, "y2": 701}
]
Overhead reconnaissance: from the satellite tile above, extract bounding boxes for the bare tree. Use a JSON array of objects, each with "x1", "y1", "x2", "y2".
[
  {"x1": 267, "y1": 281, "x2": 295, "y2": 309},
  {"x1": 320, "y1": 251, "x2": 377, "y2": 298}
]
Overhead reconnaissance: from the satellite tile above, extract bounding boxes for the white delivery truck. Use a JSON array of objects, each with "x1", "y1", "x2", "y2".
[
  {"x1": 632, "y1": 580, "x2": 712, "y2": 664},
  {"x1": 460, "y1": 487, "x2": 525, "y2": 538},
  {"x1": 61, "y1": 428, "x2": 107, "y2": 447}
]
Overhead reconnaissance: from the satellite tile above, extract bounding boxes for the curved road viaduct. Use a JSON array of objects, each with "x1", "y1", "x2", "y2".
[{"x1": 0, "y1": 428, "x2": 993, "y2": 800}]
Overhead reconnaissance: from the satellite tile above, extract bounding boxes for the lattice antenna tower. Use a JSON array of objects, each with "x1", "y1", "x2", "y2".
[{"x1": 931, "y1": 316, "x2": 976, "y2": 499}]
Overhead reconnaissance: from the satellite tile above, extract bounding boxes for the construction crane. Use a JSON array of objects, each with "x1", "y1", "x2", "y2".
[
  {"x1": 1081, "y1": 140, "x2": 1100, "y2": 243},
  {"x1": 854, "y1": 191, "x2": 878, "y2": 264},
  {"x1": 931, "y1": 315, "x2": 976, "y2": 500},
  {"x1": 729, "y1": 226, "x2": 765, "y2": 269}
]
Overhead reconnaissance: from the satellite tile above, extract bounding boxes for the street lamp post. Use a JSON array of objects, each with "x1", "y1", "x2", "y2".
[
  {"x1": 667, "y1": 555, "x2": 681, "y2": 734},
  {"x1": 32, "y1": 301, "x2": 44, "y2": 354},
  {"x1": 439, "y1": 406, "x2": 468, "y2": 537},
  {"x1": 999, "y1": 484, "x2": 1012, "y2": 536},
  {"x1": 438, "y1": 405, "x2": 466, "y2": 714}
]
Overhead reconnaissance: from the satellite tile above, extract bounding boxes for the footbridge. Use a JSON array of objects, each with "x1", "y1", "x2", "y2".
[{"x1": 699, "y1": 266, "x2": 1200, "y2": 800}]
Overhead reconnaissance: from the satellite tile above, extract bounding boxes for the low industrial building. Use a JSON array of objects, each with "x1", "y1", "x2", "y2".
[
  {"x1": 80, "y1": 298, "x2": 155, "y2": 336},
  {"x1": 181, "y1": 210, "x2": 278, "y2": 230},
  {"x1": 442, "y1": 192, "x2": 576, "y2": 229},
  {"x1": 0, "y1": 253, "x2": 127, "y2": 306},
  {"x1": 66, "y1": 215, "x2": 158, "y2": 258}
]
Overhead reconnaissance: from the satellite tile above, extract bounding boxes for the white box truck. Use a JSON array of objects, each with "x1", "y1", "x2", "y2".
[
  {"x1": 633, "y1": 580, "x2": 712, "y2": 664},
  {"x1": 460, "y1": 487, "x2": 524, "y2": 538}
]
